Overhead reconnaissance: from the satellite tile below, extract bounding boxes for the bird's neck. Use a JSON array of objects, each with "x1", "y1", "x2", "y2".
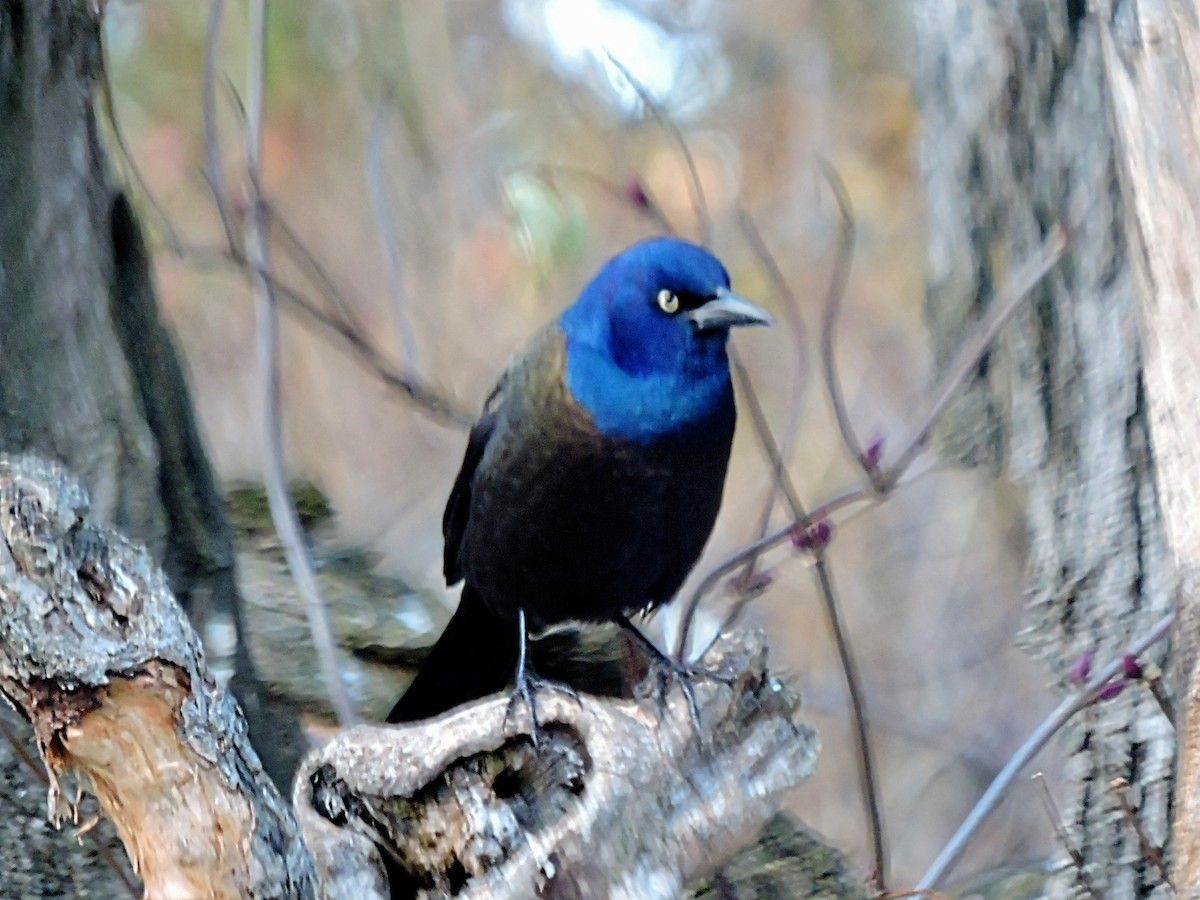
[{"x1": 562, "y1": 337, "x2": 734, "y2": 444}]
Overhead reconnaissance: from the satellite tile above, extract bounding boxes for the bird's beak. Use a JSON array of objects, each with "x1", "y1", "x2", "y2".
[{"x1": 685, "y1": 287, "x2": 775, "y2": 332}]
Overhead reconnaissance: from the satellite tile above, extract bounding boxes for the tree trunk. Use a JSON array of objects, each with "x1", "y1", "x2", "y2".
[
  {"x1": 0, "y1": 0, "x2": 301, "y2": 847},
  {"x1": 1097, "y1": 0, "x2": 1200, "y2": 891},
  {"x1": 912, "y1": 1, "x2": 1174, "y2": 895}
]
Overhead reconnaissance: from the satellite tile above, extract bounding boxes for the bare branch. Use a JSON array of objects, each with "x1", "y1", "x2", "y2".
[
  {"x1": 242, "y1": 0, "x2": 357, "y2": 726},
  {"x1": 365, "y1": 95, "x2": 419, "y2": 369},
  {"x1": 815, "y1": 161, "x2": 869, "y2": 483},
  {"x1": 1033, "y1": 773, "x2": 1101, "y2": 899},
  {"x1": 1111, "y1": 777, "x2": 1173, "y2": 891},
  {"x1": 881, "y1": 227, "x2": 1066, "y2": 490},
  {"x1": 737, "y1": 207, "x2": 809, "y2": 387},
  {"x1": 201, "y1": 0, "x2": 239, "y2": 252},
  {"x1": 677, "y1": 477, "x2": 873, "y2": 661},
  {"x1": 606, "y1": 54, "x2": 711, "y2": 244},
  {"x1": 813, "y1": 554, "x2": 887, "y2": 891},
  {"x1": 266, "y1": 200, "x2": 368, "y2": 336},
  {"x1": 916, "y1": 612, "x2": 1175, "y2": 890}
]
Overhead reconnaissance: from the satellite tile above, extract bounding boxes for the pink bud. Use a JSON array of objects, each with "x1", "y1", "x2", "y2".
[
  {"x1": 862, "y1": 436, "x2": 885, "y2": 471},
  {"x1": 1068, "y1": 650, "x2": 1094, "y2": 685},
  {"x1": 1121, "y1": 654, "x2": 1144, "y2": 680},
  {"x1": 624, "y1": 177, "x2": 650, "y2": 210},
  {"x1": 1095, "y1": 679, "x2": 1126, "y2": 701},
  {"x1": 791, "y1": 520, "x2": 834, "y2": 553}
]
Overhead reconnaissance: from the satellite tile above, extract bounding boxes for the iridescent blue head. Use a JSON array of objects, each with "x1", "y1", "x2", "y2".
[{"x1": 560, "y1": 237, "x2": 772, "y2": 442}]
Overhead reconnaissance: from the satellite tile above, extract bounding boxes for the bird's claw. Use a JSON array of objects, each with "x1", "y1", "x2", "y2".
[
  {"x1": 641, "y1": 654, "x2": 714, "y2": 737},
  {"x1": 504, "y1": 669, "x2": 580, "y2": 749}
]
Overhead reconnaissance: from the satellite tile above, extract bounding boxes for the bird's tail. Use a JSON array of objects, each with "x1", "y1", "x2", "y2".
[{"x1": 385, "y1": 586, "x2": 516, "y2": 724}]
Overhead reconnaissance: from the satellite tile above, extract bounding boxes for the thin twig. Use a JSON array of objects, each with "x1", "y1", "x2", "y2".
[
  {"x1": 915, "y1": 612, "x2": 1175, "y2": 890},
  {"x1": 97, "y1": 34, "x2": 185, "y2": 255},
  {"x1": 813, "y1": 555, "x2": 887, "y2": 892},
  {"x1": 737, "y1": 207, "x2": 809, "y2": 387},
  {"x1": 243, "y1": 0, "x2": 356, "y2": 726},
  {"x1": 1033, "y1": 773, "x2": 1102, "y2": 899},
  {"x1": 678, "y1": 228, "x2": 1066, "y2": 652},
  {"x1": 182, "y1": 241, "x2": 471, "y2": 428},
  {"x1": 366, "y1": 94, "x2": 419, "y2": 369},
  {"x1": 1110, "y1": 777, "x2": 1174, "y2": 890},
  {"x1": 815, "y1": 160, "x2": 869, "y2": 483},
  {"x1": 1134, "y1": 663, "x2": 1176, "y2": 727},
  {"x1": 605, "y1": 54, "x2": 711, "y2": 244},
  {"x1": 265, "y1": 200, "x2": 367, "y2": 336},
  {"x1": 882, "y1": 227, "x2": 1066, "y2": 490},
  {"x1": 675, "y1": 484, "x2": 868, "y2": 659},
  {"x1": 735, "y1": 208, "x2": 810, "y2": 581},
  {"x1": 730, "y1": 350, "x2": 808, "y2": 527},
  {"x1": 201, "y1": 0, "x2": 238, "y2": 252},
  {"x1": 717, "y1": 350, "x2": 807, "y2": 644}
]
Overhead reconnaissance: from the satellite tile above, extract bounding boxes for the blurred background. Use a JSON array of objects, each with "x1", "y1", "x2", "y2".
[{"x1": 105, "y1": 0, "x2": 1056, "y2": 887}]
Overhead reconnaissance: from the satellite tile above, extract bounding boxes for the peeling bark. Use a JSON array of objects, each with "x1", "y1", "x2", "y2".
[{"x1": 0, "y1": 456, "x2": 317, "y2": 897}]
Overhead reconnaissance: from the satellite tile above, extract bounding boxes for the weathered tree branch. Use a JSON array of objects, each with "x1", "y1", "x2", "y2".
[
  {"x1": 0, "y1": 455, "x2": 316, "y2": 897},
  {"x1": 0, "y1": 455, "x2": 820, "y2": 897},
  {"x1": 295, "y1": 632, "x2": 815, "y2": 899}
]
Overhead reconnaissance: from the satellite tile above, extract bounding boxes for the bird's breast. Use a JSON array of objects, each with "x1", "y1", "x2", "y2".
[
  {"x1": 462, "y1": 366, "x2": 734, "y2": 626},
  {"x1": 562, "y1": 339, "x2": 735, "y2": 444}
]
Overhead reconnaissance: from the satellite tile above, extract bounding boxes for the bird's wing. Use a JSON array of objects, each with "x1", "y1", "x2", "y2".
[
  {"x1": 442, "y1": 383, "x2": 502, "y2": 585},
  {"x1": 442, "y1": 325, "x2": 565, "y2": 586}
]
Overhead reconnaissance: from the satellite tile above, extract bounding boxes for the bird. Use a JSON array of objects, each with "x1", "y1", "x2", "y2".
[{"x1": 386, "y1": 236, "x2": 771, "y2": 731}]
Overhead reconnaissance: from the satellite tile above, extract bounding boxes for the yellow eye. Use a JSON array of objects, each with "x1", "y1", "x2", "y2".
[{"x1": 657, "y1": 289, "x2": 680, "y2": 314}]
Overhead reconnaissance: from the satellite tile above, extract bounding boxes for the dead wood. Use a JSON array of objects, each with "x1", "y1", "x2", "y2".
[{"x1": 0, "y1": 454, "x2": 821, "y2": 898}]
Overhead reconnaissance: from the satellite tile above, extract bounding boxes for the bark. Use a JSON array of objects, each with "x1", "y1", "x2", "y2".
[
  {"x1": 0, "y1": 0, "x2": 304, "y2": 803},
  {"x1": 0, "y1": 455, "x2": 827, "y2": 899},
  {"x1": 912, "y1": 2, "x2": 1173, "y2": 895},
  {"x1": 0, "y1": 456, "x2": 316, "y2": 897},
  {"x1": 1097, "y1": 0, "x2": 1200, "y2": 891}
]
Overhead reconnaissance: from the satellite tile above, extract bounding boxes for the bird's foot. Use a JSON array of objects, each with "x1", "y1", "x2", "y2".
[
  {"x1": 642, "y1": 653, "x2": 712, "y2": 736},
  {"x1": 504, "y1": 668, "x2": 581, "y2": 749},
  {"x1": 617, "y1": 617, "x2": 731, "y2": 737}
]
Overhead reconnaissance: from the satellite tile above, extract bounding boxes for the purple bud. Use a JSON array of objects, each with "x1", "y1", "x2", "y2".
[
  {"x1": 1068, "y1": 650, "x2": 1094, "y2": 685},
  {"x1": 791, "y1": 520, "x2": 834, "y2": 552},
  {"x1": 862, "y1": 437, "x2": 885, "y2": 471},
  {"x1": 735, "y1": 568, "x2": 775, "y2": 597},
  {"x1": 1095, "y1": 679, "x2": 1126, "y2": 701},
  {"x1": 814, "y1": 521, "x2": 833, "y2": 547},
  {"x1": 1121, "y1": 654, "x2": 1144, "y2": 680},
  {"x1": 624, "y1": 177, "x2": 650, "y2": 210}
]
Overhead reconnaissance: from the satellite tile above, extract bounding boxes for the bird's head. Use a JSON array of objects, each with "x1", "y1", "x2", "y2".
[
  {"x1": 560, "y1": 237, "x2": 772, "y2": 379},
  {"x1": 559, "y1": 237, "x2": 772, "y2": 441}
]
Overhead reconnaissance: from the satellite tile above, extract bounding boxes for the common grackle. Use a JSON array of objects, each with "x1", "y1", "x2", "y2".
[{"x1": 386, "y1": 237, "x2": 771, "y2": 728}]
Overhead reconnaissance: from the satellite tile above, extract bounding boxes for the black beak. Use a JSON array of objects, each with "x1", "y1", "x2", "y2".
[{"x1": 685, "y1": 287, "x2": 774, "y2": 331}]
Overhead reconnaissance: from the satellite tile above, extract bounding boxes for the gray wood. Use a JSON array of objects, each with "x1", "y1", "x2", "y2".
[
  {"x1": 0, "y1": 456, "x2": 317, "y2": 897},
  {"x1": 1098, "y1": 0, "x2": 1200, "y2": 890},
  {"x1": 0, "y1": 455, "x2": 827, "y2": 897},
  {"x1": 912, "y1": 2, "x2": 1173, "y2": 895}
]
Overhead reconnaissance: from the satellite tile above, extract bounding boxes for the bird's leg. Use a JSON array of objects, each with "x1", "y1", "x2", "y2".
[
  {"x1": 615, "y1": 615, "x2": 731, "y2": 736},
  {"x1": 505, "y1": 608, "x2": 581, "y2": 748}
]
